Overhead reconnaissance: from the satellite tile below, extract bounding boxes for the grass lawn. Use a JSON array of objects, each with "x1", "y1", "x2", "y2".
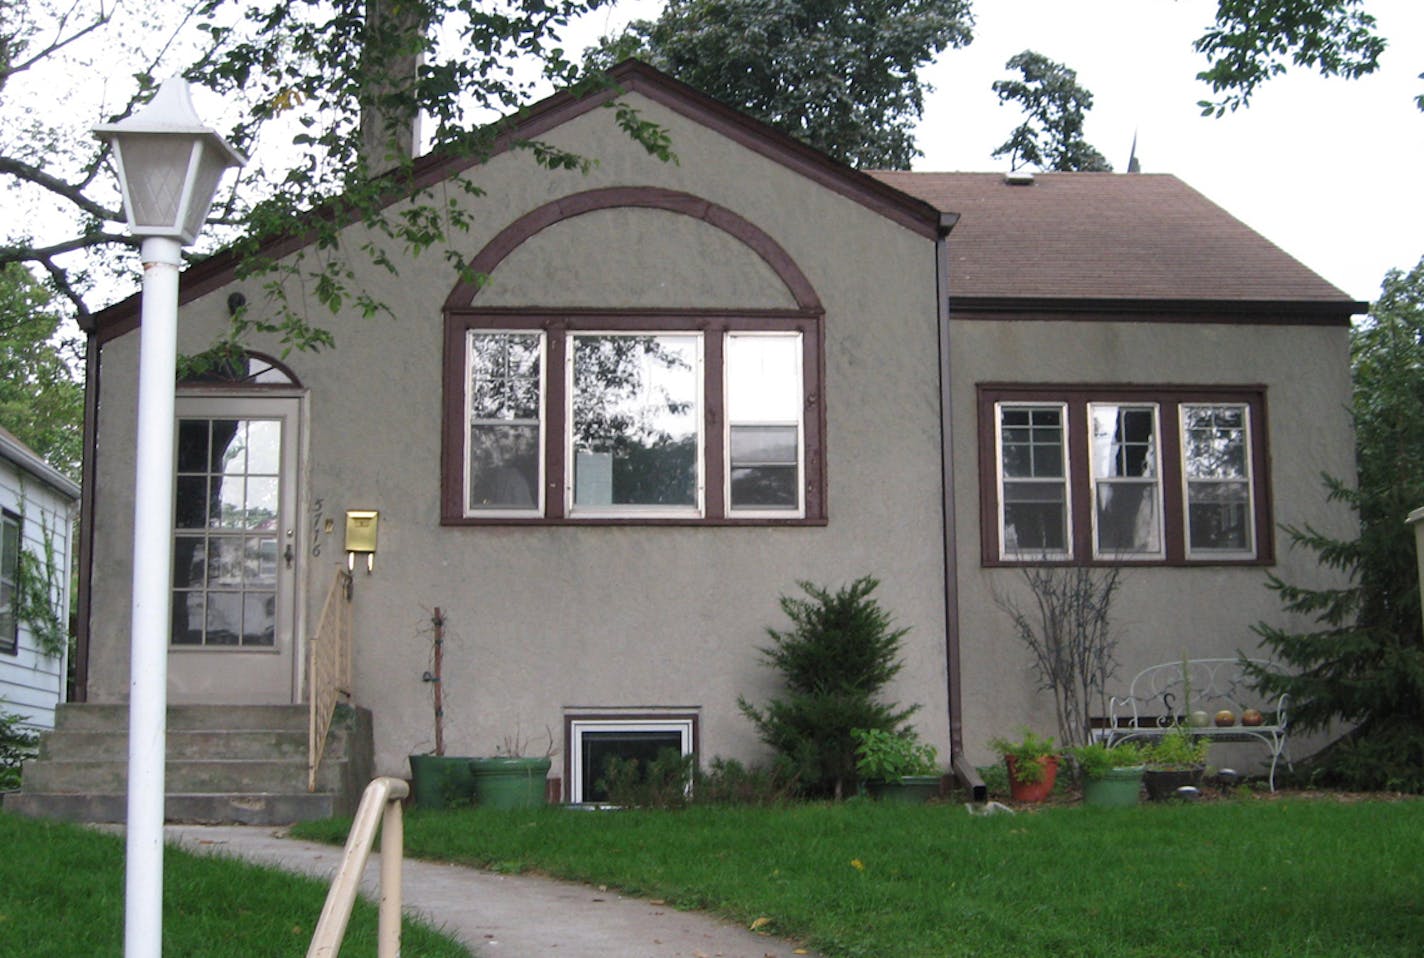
[
  {"x1": 295, "y1": 796, "x2": 1424, "y2": 958},
  {"x1": 0, "y1": 812, "x2": 471, "y2": 958}
]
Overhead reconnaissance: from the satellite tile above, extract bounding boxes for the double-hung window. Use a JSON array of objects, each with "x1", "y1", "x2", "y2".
[
  {"x1": 0, "y1": 510, "x2": 18, "y2": 654},
  {"x1": 981, "y1": 386, "x2": 1269, "y2": 565},
  {"x1": 446, "y1": 315, "x2": 821, "y2": 524}
]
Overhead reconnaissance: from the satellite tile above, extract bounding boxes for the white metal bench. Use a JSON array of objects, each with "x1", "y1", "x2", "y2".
[{"x1": 1105, "y1": 658, "x2": 1291, "y2": 791}]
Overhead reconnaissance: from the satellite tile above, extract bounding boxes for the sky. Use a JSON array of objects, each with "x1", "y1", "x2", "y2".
[{"x1": 569, "y1": 0, "x2": 1424, "y2": 305}]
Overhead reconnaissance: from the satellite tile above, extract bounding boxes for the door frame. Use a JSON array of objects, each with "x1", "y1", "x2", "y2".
[{"x1": 170, "y1": 385, "x2": 309, "y2": 704}]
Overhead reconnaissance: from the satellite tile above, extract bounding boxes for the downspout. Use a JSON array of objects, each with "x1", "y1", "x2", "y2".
[
  {"x1": 72, "y1": 325, "x2": 102, "y2": 702},
  {"x1": 935, "y1": 213, "x2": 985, "y2": 802}
]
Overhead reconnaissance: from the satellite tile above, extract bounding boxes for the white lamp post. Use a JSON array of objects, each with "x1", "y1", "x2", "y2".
[{"x1": 94, "y1": 79, "x2": 245, "y2": 958}]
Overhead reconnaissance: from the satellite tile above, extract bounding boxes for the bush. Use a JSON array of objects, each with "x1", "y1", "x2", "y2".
[
  {"x1": 694, "y1": 757, "x2": 800, "y2": 806},
  {"x1": 597, "y1": 748, "x2": 695, "y2": 809},
  {"x1": 0, "y1": 709, "x2": 39, "y2": 791},
  {"x1": 739, "y1": 576, "x2": 917, "y2": 799}
]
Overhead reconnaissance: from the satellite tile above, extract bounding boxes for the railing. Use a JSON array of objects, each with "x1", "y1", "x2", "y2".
[
  {"x1": 309, "y1": 568, "x2": 354, "y2": 792},
  {"x1": 306, "y1": 776, "x2": 409, "y2": 958}
]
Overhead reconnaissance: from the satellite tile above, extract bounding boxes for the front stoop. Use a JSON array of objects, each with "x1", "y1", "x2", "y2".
[{"x1": 2, "y1": 704, "x2": 373, "y2": 825}]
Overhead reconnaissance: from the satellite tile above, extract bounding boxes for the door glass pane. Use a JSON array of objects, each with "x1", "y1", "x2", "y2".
[
  {"x1": 571, "y1": 334, "x2": 699, "y2": 509},
  {"x1": 172, "y1": 414, "x2": 287, "y2": 648}
]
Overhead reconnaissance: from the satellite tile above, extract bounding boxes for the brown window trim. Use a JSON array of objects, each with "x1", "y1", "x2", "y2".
[
  {"x1": 441, "y1": 309, "x2": 827, "y2": 526},
  {"x1": 977, "y1": 384, "x2": 1274, "y2": 567}
]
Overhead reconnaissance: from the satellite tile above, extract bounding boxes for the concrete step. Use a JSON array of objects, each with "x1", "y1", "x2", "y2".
[
  {"x1": 2, "y1": 790, "x2": 337, "y2": 825},
  {"x1": 37, "y1": 726, "x2": 353, "y2": 762},
  {"x1": 54, "y1": 703, "x2": 309, "y2": 732},
  {"x1": 22, "y1": 756, "x2": 348, "y2": 794},
  {"x1": 9, "y1": 704, "x2": 373, "y2": 824}
]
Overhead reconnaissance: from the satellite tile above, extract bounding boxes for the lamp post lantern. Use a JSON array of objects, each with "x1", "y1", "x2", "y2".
[{"x1": 94, "y1": 78, "x2": 245, "y2": 958}]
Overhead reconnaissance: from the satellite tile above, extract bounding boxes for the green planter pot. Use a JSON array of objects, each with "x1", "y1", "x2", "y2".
[
  {"x1": 865, "y1": 775, "x2": 941, "y2": 804},
  {"x1": 470, "y1": 757, "x2": 552, "y2": 810},
  {"x1": 408, "y1": 754, "x2": 477, "y2": 810},
  {"x1": 1082, "y1": 765, "x2": 1145, "y2": 807}
]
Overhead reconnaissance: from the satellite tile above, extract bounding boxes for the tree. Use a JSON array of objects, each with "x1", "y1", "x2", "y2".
[
  {"x1": 1250, "y1": 256, "x2": 1424, "y2": 792},
  {"x1": 738, "y1": 576, "x2": 918, "y2": 799},
  {"x1": 991, "y1": 50, "x2": 1112, "y2": 172},
  {"x1": 588, "y1": 0, "x2": 974, "y2": 169},
  {"x1": 0, "y1": 265, "x2": 83, "y2": 479},
  {"x1": 1193, "y1": 0, "x2": 1411, "y2": 116},
  {"x1": 1, "y1": 0, "x2": 670, "y2": 355}
]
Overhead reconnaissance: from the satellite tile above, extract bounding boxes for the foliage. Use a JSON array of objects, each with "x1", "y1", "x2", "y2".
[
  {"x1": 1070, "y1": 741, "x2": 1145, "y2": 779},
  {"x1": 1194, "y1": 0, "x2": 1398, "y2": 116},
  {"x1": 995, "y1": 564, "x2": 1122, "y2": 750},
  {"x1": 739, "y1": 576, "x2": 917, "y2": 799},
  {"x1": 2, "y1": 0, "x2": 671, "y2": 354},
  {"x1": 692, "y1": 756, "x2": 800, "y2": 806},
  {"x1": 0, "y1": 265, "x2": 83, "y2": 480},
  {"x1": 0, "y1": 706, "x2": 39, "y2": 790},
  {"x1": 987, "y1": 728, "x2": 1058, "y2": 784},
  {"x1": 597, "y1": 747, "x2": 695, "y2": 809},
  {"x1": 851, "y1": 727, "x2": 939, "y2": 781},
  {"x1": 1251, "y1": 256, "x2": 1424, "y2": 792},
  {"x1": 588, "y1": 0, "x2": 974, "y2": 169},
  {"x1": 1144, "y1": 726, "x2": 1210, "y2": 770},
  {"x1": 991, "y1": 50, "x2": 1112, "y2": 173},
  {"x1": 13, "y1": 509, "x2": 68, "y2": 660}
]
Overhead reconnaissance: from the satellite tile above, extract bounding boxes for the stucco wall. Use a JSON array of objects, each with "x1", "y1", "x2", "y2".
[
  {"x1": 948, "y1": 318, "x2": 1355, "y2": 768},
  {"x1": 86, "y1": 91, "x2": 952, "y2": 780}
]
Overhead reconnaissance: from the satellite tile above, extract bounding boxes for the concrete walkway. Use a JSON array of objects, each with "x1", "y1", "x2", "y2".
[{"x1": 165, "y1": 825, "x2": 821, "y2": 958}]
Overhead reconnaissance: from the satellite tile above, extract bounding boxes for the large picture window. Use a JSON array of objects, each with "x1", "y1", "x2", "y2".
[
  {"x1": 445, "y1": 314, "x2": 822, "y2": 524},
  {"x1": 981, "y1": 386, "x2": 1270, "y2": 565}
]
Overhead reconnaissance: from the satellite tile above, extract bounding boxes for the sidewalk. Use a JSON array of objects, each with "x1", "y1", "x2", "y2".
[{"x1": 165, "y1": 824, "x2": 822, "y2": 958}]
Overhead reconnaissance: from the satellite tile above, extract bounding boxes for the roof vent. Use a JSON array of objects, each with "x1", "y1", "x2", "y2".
[{"x1": 1004, "y1": 170, "x2": 1035, "y2": 186}]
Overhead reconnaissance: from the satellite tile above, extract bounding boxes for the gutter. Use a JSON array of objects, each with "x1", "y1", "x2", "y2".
[{"x1": 935, "y1": 212, "x2": 986, "y2": 803}]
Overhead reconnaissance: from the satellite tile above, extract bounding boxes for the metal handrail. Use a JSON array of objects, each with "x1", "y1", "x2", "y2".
[
  {"x1": 307, "y1": 776, "x2": 409, "y2": 958},
  {"x1": 309, "y1": 568, "x2": 354, "y2": 792}
]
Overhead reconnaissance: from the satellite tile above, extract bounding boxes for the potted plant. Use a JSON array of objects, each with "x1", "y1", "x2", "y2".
[
  {"x1": 1142, "y1": 725, "x2": 1210, "y2": 801},
  {"x1": 852, "y1": 727, "x2": 941, "y2": 803},
  {"x1": 408, "y1": 608, "x2": 479, "y2": 809},
  {"x1": 988, "y1": 729, "x2": 1060, "y2": 802},
  {"x1": 469, "y1": 727, "x2": 555, "y2": 810},
  {"x1": 1070, "y1": 741, "x2": 1146, "y2": 807}
]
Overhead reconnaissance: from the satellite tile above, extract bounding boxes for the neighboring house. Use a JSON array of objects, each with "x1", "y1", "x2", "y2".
[
  {"x1": 74, "y1": 62, "x2": 1360, "y2": 798},
  {"x1": 0, "y1": 426, "x2": 79, "y2": 731}
]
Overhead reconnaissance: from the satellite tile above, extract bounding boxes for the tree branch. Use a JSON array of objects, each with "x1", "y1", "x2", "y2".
[{"x1": 0, "y1": 156, "x2": 122, "y2": 223}]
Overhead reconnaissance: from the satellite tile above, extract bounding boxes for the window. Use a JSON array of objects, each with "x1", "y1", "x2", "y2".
[
  {"x1": 1, "y1": 510, "x2": 18, "y2": 655},
  {"x1": 981, "y1": 386, "x2": 1269, "y2": 565},
  {"x1": 566, "y1": 716, "x2": 696, "y2": 804},
  {"x1": 445, "y1": 315, "x2": 822, "y2": 524}
]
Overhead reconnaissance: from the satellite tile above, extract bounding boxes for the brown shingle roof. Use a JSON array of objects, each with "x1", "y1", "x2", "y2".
[{"x1": 870, "y1": 171, "x2": 1359, "y2": 311}]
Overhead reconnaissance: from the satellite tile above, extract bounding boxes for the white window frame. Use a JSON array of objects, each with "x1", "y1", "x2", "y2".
[
  {"x1": 995, "y1": 401, "x2": 1072, "y2": 560},
  {"x1": 1087, "y1": 402, "x2": 1165, "y2": 561},
  {"x1": 0, "y1": 509, "x2": 18, "y2": 655},
  {"x1": 724, "y1": 331, "x2": 805, "y2": 518},
  {"x1": 1180, "y1": 402, "x2": 1256, "y2": 560},
  {"x1": 464, "y1": 329, "x2": 547, "y2": 518},
  {"x1": 568, "y1": 717, "x2": 695, "y2": 805},
  {"x1": 564, "y1": 331, "x2": 705, "y2": 519}
]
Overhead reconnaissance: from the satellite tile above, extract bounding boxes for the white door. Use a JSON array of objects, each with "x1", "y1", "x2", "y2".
[{"x1": 168, "y1": 395, "x2": 302, "y2": 704}]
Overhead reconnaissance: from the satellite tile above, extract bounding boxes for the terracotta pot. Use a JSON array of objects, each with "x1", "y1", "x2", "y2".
[{"x1": 1005, "y1": 755, "x2": 1059, "y2": 802}]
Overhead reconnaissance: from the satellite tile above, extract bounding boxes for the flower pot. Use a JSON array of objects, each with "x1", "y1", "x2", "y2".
[
  {"x1": 865, "y1": 775, "x2": 941, "y2": 804},
  {"x1": 1143, "y1": 766, "x2": 1204, "y2": 801},
  {"x1": 470, "y1": 756, "x2": 552, "y2": 810},
  {"x1": 1005, "y1": 755, "x2": 1059, "y2": 803},
  {"x1": 408, "y1": 754, "x2": 477, "y2": 810},
  {"x1": 1082, "y1": 765, "x2": 1145, "y2": 808}
]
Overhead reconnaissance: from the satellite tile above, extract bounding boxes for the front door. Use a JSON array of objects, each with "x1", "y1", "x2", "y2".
[{"x1": 168, "y1": 395, "x2": 302, "y2": 704}]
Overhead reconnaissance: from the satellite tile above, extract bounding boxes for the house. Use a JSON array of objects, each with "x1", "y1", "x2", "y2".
[
  {"x1": 65, "y1": 61, "x2": 1360, "y2": 808},
  {"x1": 0, "y1": 425, "x2": 79, "y2": 731}
]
